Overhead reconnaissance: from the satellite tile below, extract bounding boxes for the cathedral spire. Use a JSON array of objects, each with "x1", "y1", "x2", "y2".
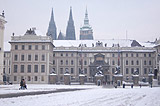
[
  {"x1": 84, "y1": 7, "x2": 89, "y2": 25},
  {"x1": 69, "y1": 7, "x2": 73, "y2": 21},
  {"x1": 47, "y1": 8, "x2": 57, "y2": 40},
  {"x1": 65, "y1": 7, "x2": 76, "y2": 40}
]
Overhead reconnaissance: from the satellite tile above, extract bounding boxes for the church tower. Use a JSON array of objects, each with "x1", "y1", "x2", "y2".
[
  {"x1": 0, "y1": 11, "x2": 7, "y2": 83},
  {"x1": 65, "y1": 7, "x2": 76, "y2": 40},
  {"x1": 47, "y1": 8, "x2": 57, "y2": 40},
  {"x1": 80, "y1": 8, "x2": 93, "y2": 40}
]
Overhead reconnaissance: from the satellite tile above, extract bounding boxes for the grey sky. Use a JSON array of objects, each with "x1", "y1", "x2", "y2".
[{"x1": 0, "y1": 0, "x2": 160, "y2": 42}]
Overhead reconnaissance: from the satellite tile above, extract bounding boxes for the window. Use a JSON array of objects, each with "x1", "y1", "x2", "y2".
[
  {"x1": 144, "y1": 68, "x2": 147, "y2": 74},
  {"x1": 112, "y1": 54, "x2": 115, "y2": 57},
  {"x1": 71, "y1": 53, "x2": 74, "y2": 57},
  {"x1": 144, "y1": 54, "x2": 146, "y2": 57},
  {"x1": 112, "y1": 68, "x2": 115, "y2": 74},
  {"x1": 35, "y1": 76, "x2": 38, "y2": 81},
  {"x1": 4, "y1": 53, "x2": 6, "y2": 57},
  {"x1": 131, "y1": 60, "x2": 134, "y2": 65},
  {"x1": 3, "y1": 60, "x2": 5, "y2": 65},
  {"x1": 14, "y1": 54, "x2": 18, "y2": 61},
  {"x1": 131, "y1": 53, "x2": 134, "y2": 57},
  {"x1": 15, "y1": 45, "x2": 18, "y2": 50},
  {"x1": 53, "y1": 60, "x2": 55, "y2": 65},
  {"x1": 14, "y1": 76, "x2": 17, "y2": 81},
  {"x1": 84, "y1": 60, "x2": 87, "y2": 65},
  {"x1": 41, "y1": 65, "x2": 45, "y2": 73},
  {"x1": 9, "y1": 68, "x2": 10, "y2": 74},
  {"x1": 136, "y1": 53, "x2": 139, "y2": 57},
  {"x1": 35, "y1": 45, "x2": 38, "y2": 50},
  {"x1": 28, "y1": 55, "x2": 31, "y2": 61},
  {"x1": 60, "y1": 60, "x2": 63, "y2": 65},
  {"x1": 60, "y1": 68, "x2": 63, "y2": 74},
  {"x1": 53, "y1": 53, "x2": 55, "y2": 57},
  {"x1": 131, "y1": 68, "x2": 134, "y2": 74},
  {"x1": 126, "y1": 60, "x2": 128, "y2": 65},
  {"x1": 28, "y1": 76, "x2": 31, "y2": 81},
  {"x1": 79, "y1": 60, "x2": 82, "y2": 65},
  {"x1": 136, "y1": 60, "x2": 139, "y2": 65},
  {"x1": 66, "y1": 53, "x2": 68, "y2": 57},
  {"x1": 3, "y1": 68, "x2": 5, "y2": 74},
  {"x1": 71, "y1": 68, "x2": 74, "y2": 74},
  {"x1": 27, "y1": 65, "x2": 31, "y2": 73},
  {"x1": 144, "y1": 60, "x2": 147, "y2": 65},
  {"x1": 28, "y1": 45, "x2": 32, "y2": 50},
  {"x1": 126, "y1": 68, "x2": 129, "y2": 74},
  {"x1": 149, "y1": 60, "x2": 152, "y2": 65},
  {"x1": 34, "y1": 65, "x2": 38, "y2": 73},
  {"x1": 42, "y1": 54, "x2": 45, "y2": 61},
  {"x1": 149, "y1": 54, "x2": 151, "y2": 57},
  {"x1": 112, "y1": 60, "x2": 115, "y2": 65},
  {"x1": 14, "y1": 65, "x2": 18, "y2": 73},
  {"x1": 21, "y1": 55, "x2": 25, "y2": 61},
  {"x1": 42, "y1": 45, "x2": 45, "y2": 50},
  {"x1": 79, "y1": 68, "x2": 81, "y2": 74},
  {"x1": 84, "y1": 68, "x2": 87, "y2": 74},
  {"x1": 35, "y1": 55, "x2": 38, "y2": 61},
  {"x1": 22, "y1": 45, "x2": 25, "y2": 50},
  {"x1": 71, "y1": 60, "x2": 74, "y2": 65},
  {"x1": 66, "y1": 60, "x2": 68, "y2": 65},
  {"x1": 61, "y1": 53, "x2": 63, "y2": 57},
  {"x1": 20, "y1": 65, "x2": 25, "y2": 73},
  {"x1": 126, "y1": 53, "x2": 128, "y2": 57},
  {"x1": 84, "y1": 54, "x2": 87, "y2": 57}
]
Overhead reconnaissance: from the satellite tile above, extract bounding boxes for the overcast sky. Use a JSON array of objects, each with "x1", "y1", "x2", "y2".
[{"x1": 0, "y1": 0, "x2": 160, "y2": 42}]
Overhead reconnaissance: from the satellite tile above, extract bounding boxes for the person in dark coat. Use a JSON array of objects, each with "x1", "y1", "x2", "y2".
[
  {"x1": 19, "y1": 79, "x2": 24, "y2": 90},
  {"x1": 131, "y1": 84, "x2": 133, "y2": 88},
  {"x1": 123, "y1": 83, "x2": 125, "y2": 88}
]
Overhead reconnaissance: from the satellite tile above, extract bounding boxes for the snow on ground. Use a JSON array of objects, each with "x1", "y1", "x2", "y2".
[{"x1": 0, "y1": 85, "x2": 160, "y2": 106}]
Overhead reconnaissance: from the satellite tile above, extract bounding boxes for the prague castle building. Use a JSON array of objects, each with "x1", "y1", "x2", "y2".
[{"x1": 1, "y1": 8, "x2": 160, "y2": 85}]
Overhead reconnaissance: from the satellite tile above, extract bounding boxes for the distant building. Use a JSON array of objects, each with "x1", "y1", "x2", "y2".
[
  {"x1": 47, "y1": 8, "x2": 57, "y2": 40},
  {"x1": 80, "y1": 8, "x2": 93, "y2": 40},
  {"x1": 65, "y1": 7, "x2": 76, "y2": 40},
  {"x1": 9, "y1": 28, "x2": 54, "y2": 84}
]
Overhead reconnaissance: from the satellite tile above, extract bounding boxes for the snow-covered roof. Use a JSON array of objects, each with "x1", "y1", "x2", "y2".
[{"x1": 53, "y1": 39, "x2": 155, "y2": 48}]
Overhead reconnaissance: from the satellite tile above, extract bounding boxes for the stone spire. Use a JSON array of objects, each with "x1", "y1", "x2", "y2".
[
  {"x1": 84, "y1": 8, "x2": 89, "y2": 25},
  {"x1": 47, "y1": 8, "x2": 57, "y2": 40},
  {"x1": 65, "y1": 7, "x2": 76, "y2": 40},
  {"x1": 80, "y1": 8, "x2": 93, "y2": 40},
  {"x1": 57, "y1": 31, "x2": 65, "y2": 40}
]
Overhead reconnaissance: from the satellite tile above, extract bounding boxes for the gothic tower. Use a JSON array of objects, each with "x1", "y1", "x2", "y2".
[
  {"x1": 0, "y1": 11, "x2": 7, "y2": 83},
  {"x1": 65, "y1": 7, "x2": 76, "y2": 40},
  {"x1": 80, "y1": 8, "x2": 93, "y2": 40},
  {"x1": 47, "y1": 8, "x2": 57, "y2": 40}
]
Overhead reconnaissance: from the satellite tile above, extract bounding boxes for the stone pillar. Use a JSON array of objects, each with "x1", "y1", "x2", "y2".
[
  {"x1": 95, "y1": 75, "x2": 104, "y2": 86},
  {"x1": 64, "y1": 74, "x2": 70, "y2": 85},
  {"x1": 49, "y1": 74, "x2": 57, "y2": 84},
  {"x1": 79, "y1": 74, "x2": 85, "y2": 85},
  {"x1": 132, "y1": 75, "x2": 139, "y2": 86},
  {"x1": 0, "y1": 13, "x2": 7, "y2": 84},
  {"x1": 113, "y1": 75, "x2": 123, "y2": 86}
]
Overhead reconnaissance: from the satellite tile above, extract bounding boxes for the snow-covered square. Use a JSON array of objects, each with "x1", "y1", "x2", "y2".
[{"x1": 0, "y1": 84, "x2": 160, "y2": 106}]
